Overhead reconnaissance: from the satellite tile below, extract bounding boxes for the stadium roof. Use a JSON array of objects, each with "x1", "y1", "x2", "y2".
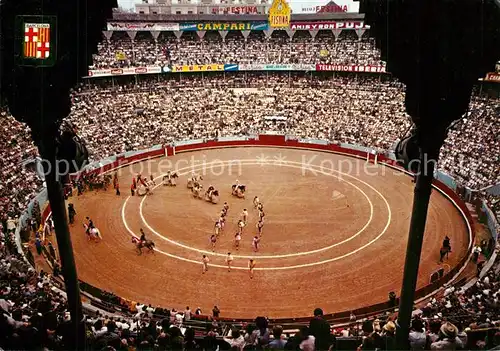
[{"x1": 111, "y1": 11, "x2": 364, "y2": 22}]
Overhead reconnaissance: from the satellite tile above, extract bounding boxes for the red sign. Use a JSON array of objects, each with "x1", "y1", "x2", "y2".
[
  {"x1": 211, "y1": 6, "x2": 258, "y2": 14},
  {"x1": 290, "y1": 21, "x2": 369, "y2": 31},
  {"x1": 316, "y1": 64, "x2": 386, "y2": 73},
  {"x1": 87, "y1": 66, "x2": 163, "y2": 78},
  {"x1": 485, "y1": 72, "x2": 500, "y2": 82},
  {"x1": 301, "y1": 5, "x2": 348, "y2": 13}
]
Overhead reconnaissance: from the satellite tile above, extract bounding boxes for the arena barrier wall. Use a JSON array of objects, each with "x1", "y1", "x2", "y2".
[
  {"x1": 27, "y1": 134, "x2": 475, "y2": 324},
  {"x1": 482, "y1": 201, "x2": 499, "y2": 242},
  {"x1": 12, "y1": 189, "x2": 49, "y2": 262}
]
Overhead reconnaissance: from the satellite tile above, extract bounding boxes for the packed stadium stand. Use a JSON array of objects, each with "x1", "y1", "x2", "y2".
[
  {"x1": 90, "y1": 30, "x2": 383, "y2": 69},
  {"x1": 1, "y1": 13, "x2": 500, "y2": 350}
]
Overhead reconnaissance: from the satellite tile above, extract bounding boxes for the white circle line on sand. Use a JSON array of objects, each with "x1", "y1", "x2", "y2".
[
  {"x1": 120, "y1": 157, "x2": 392, "y2": 270},
  {"x1": 138, "y1": 159, "x2": 374, "y2": 259}
]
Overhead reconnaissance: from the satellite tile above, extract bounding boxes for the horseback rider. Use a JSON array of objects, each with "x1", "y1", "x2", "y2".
[
  {"x1": 443, "y1": 236, "x2": 451, "y2": 251},
  {"x1": 440, "y1": 236, "x2": 452, "y2": 263},
  {"x1": 85, "y1": 216, "x2": 94, "y2": 231},
  {"x1": 207, "y1": 185, "x2": 215, "y2": 197},
  {"x1": 140, "y1": 228, "x2": 147, "y2": 244}
]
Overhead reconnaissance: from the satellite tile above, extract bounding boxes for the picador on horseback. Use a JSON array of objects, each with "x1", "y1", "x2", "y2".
[
  {"x1": 205, "y1": 186, "x2": 220, "y2": 204},
  {"x1": 162, "y1": 170, "x2": 179, "y2": 187},
  {"x1": 187, "y1": 174, "x2": 203, "y2": 189},
  {"x1": 231, "y1": 180, "x2": 246, "y2": 198},
  {"x1": 136, "y1": 174, "x2": 153, "y2": 196},
  {"x1": 132, "y1": 228, "x2": 155, "y2": 255},
  {"x1": 439, "y1": 236, "x2": 452, "y2": 263}
]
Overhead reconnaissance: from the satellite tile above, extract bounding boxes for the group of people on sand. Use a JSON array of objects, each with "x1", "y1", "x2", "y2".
[
  {"x1": 202, "y1": 194, "x2": 266, "y2": 279},
  {"x1": 210, "y1": 196, "x2": 265, "y2": 253},
  {"x1": 130, "y1": 174, "x2": 155, "y2": 196},
  {"x1": 202, "y1": 253, "x2": 257, "y2": 279}
]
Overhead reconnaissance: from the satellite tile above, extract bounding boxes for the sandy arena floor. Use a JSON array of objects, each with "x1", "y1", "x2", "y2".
[{"x1": 68, "y1": 147, "x2": 470, "y2": 319}]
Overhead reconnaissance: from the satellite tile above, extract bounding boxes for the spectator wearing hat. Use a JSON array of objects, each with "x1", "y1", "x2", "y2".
[{"x1": 430, "y1": 322, "x2": 463, "y2": 350}]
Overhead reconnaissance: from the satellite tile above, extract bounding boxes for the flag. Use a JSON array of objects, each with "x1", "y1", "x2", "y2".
[
  {"x1": 115, "y1": 51, "x2": 127, "y2": 60},
  {"x1": 320, "y1": 49, "x2": 329, "y2": 57},
  {"x1": 24, "y1": 23, "x2": 51, "y2": 59}
]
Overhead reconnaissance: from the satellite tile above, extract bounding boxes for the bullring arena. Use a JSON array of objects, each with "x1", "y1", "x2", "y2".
[{"x1": 67, "y1": 136, "x2": 472, "y2": 320}]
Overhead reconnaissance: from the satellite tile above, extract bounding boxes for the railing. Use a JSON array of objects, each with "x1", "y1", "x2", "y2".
[{"x1": 17, "y1": 134, "x2": 475, "y2": 323}]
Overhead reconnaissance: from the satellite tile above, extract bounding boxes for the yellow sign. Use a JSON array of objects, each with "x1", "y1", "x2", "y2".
[
  {"x1": 172, "y1": 64, "x2": 224, "y2": 73},
  {"x1": 320, "y1": 49, "x2": 329, "y2": 57},
  {"x1": 268, "y1": 0, "x2": 291, "y2": 28},
  {"x1": 115, "y1": 51, "x2": 127, "y2": 60}
]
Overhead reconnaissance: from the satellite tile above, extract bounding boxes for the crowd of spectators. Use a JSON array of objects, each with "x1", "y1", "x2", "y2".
[
  {"x1": 90, "y1": 30, "x2": 384, "y2": 69},
  {"x1": 0, "y1": 67, "x2": 499, "y2": 349},
  {"x1": 69, "y1": 72, "x2": 499, "y2": 191},
  {"x1": 0, "y1": 110, "x2": 44, "y2": 228}
]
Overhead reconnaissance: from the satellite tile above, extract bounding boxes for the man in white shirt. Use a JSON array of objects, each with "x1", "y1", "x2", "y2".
[
  {"x1": 184, "y1": 306, "x2": 191, "y2": 321},
  {"x1": 473, "y1": 244, "x2": 482, "y2": 263},
  {"x1": 202, "y1": 255, "x2": 210, "y2": 274},
  {"x1": 146, "y1": 304, "x2": 155, "y2": 318},
  {"x1": 224, "y1": 328, "x2": 246, "y2": 351},
  {"x1": 226, "y1": 252, "x2": 233, "y2": 272}
]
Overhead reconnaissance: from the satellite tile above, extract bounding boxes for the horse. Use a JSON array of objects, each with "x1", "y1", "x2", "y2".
[
  {"x1": 83, "y1": 223, "x2": 101, "y2": 242},
  {"x1": 231, "y1": 184, "x2": 246, "y2": 198},
  {"x1": 205, "y1": 189, "x2": 219, "y2": 204},
  {"x1": 192, "y1": 184, "x2": 204, "y2": 199},
  {"x1": 187, "y1": 174, "x2": 203, "y2": 189},
  {"x1": 137, "y1": 182, "x2": 153, "y2": 196},
  {"x1": 163, "y1": 171, "x2": 179, "y2": 187},
  {"x1": 132, "y1": 237, "x2": 155, "y2": 255}
]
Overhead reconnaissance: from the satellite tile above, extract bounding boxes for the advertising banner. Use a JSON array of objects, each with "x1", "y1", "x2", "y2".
[
  {"x1": 180, "y1": 22, "x2": 268, "y2": 31},
  {"x1": 485, "y1": 72, "x2": 500, "y2": 82},
  {"x1": 224, "y1": 64, "x2": 239, "y2": 71},
  {"x1": 290, "y1": 21, "x2": 369, "y2": 31},
  {"x1": 316, "y1": 64, "x2": 386, "y2": 73},
  {"x1": 171, "y1": 64, "x2": 224, "y2": 72},
  {"x1": 301, "y1": 4, "x2": 349, "y2": 13},
  {"x1": 107, "y1": 22, "x2": 180, "y2": 31},
  {"x1": 210, "y1": 6, "x2": 258, "y2": 14},
  {"x1": 239, "y1": 63, "x2": 315, "y2": 71},
  {"x1": 87, "y1": 66, "x2": 162, "y2": 78},
  {"x1": 268, "y1": 0, "x2": 291, "y2": 29}
]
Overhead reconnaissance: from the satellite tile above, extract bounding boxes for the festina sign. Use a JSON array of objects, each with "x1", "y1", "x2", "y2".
[
  {"x1": 301, "y1": 4, "x2": 348, "y2": 13},
  {"x1": 211, "y1": 6, "x2": 259, "y2": 14}
]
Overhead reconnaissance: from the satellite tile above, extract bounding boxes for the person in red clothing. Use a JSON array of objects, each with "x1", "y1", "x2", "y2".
[{"x1": 131, "y1": 183, "x2": 135, "y2": 196}]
